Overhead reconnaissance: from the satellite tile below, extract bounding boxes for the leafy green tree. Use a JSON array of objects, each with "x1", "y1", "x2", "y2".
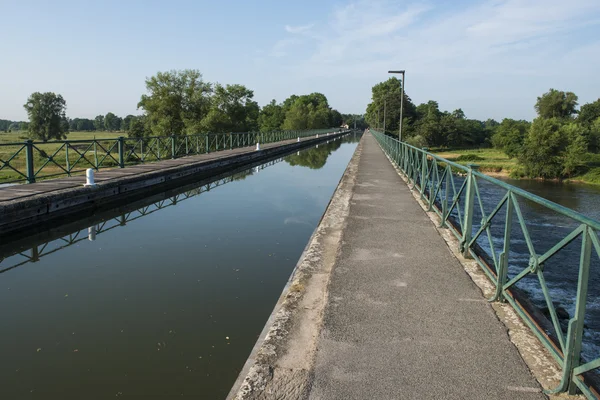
[
  {"x1": 520, "y1": 118, "x2": 564, "y2": 178},
  {"x1": 535, "y1": 89, "x2": 578, "y2": 119},
  {"x1": 578, "y1": 99, "x2": 600, "y2": 126},
  {"x1": 138, "y1": 69, "x2": 212, "y2": 136},
  {"x1": 282, "y1": 102, "x2": 309, "y2": 130},
  {"x1": 94, "y1": 115, "x2": 104, "y2": 131},
  {"x1": 519, "y1": 118, "x2": 587, "y2": 178},
  {"x1": 491, "y1": 119, "x2": 531, "y2": 158},
  {"x1": 128, "y1": 116, "x2": 149, "y2": 138},
  {"x1": 258, "y1": 100, "x2": 285, "y2": 132},
  {"x1": 561, "y1": 122, "x2": 589, "y2": 176},
  {"x1": 365, "y1": 77, "x2": 417, "y2": 135},
  {"x1": 121, "y1": 115, "x2": 135, "y2": 131},
  {"x1": 330, "y1": 109, "x2": 343, "y2": 127},
  {"x1": 589, "y1": 117, "x2": 600, "y2": 153},
  {"x1": 23, "y1": 92, "x2": 69, "y2": 142},
  {"x1": 281, "y1": 93, "x2": 333, "y2": 130},
  {"x1": 198, "y1": 84, "x2": 259, "y2": 133},
  {"x1": 104, "y1": 112, "x2": 121, "y2": 131}
]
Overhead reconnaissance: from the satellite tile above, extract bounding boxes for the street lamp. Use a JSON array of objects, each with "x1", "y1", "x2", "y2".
[{"x1": 388, "y1": 70, "x2": 405, "y2": 142}]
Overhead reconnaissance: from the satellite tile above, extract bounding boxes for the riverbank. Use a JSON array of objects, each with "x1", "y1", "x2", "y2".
[{"x1": 435, "y1": 148, "x2": 600, "y2": 185}]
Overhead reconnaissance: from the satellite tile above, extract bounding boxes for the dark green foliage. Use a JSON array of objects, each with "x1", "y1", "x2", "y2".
[
  {"x1": 199, "y1": 84, "x2": 259, "y2": 133},
  {"x1": 281, "y1": 93, "x2": 335, "y2": 130},
  {"x1": 519, "y1": 118, "x2": 588, "y2": 178},
  {"x1": 365, "y1": 77, "x2": 416, "y2": 136},
  {"x1": 94, "y1": 115, "x2": 104, "y2": 131},
  {"x1": 578, "y1": 99, "x2": 600, "y2": 126},
  {"x1": 258, "y1": 100, "x2": 285, "y2": 132},
  {"x1": 138, "y1": 69, "x2": 212, "y2": 136},
  {"x1": 23, "y1": 92, "x2": 69, "y2": 142},
  {"x1": 535, "y1": 89, "x2": 578, "y2": 119},
  {"x1": 128, "y1": 116, "x2": 150, "y2": 138},
  {"x1": 0, "y1": 119, "x2": 27, "y2": 132},
  {"x1": 491, "y1": 119, "x2": 531, "y2": 158}
]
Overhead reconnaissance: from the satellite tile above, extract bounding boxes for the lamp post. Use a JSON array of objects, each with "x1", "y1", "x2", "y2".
[
  {"x1": 383, "y1": 99, "x2": 387, "y2": 133},
  {"x1": 388, "y1": 70, "x2": 405, "y2": 142}
]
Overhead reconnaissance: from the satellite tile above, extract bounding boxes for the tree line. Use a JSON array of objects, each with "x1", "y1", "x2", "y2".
[
  {"x1": 366, "y1": 78, "x2": 600, "y2": 180},
  {"x1": 16, "y1": 69, "x2": 356, "y2": 143},
  {"x1": 0, "y1": 119, "x2": 28, "y2": 132}
]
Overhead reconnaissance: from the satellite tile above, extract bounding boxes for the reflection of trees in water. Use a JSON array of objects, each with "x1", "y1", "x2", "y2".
[{"x1": 285, "y1": 139, "x2": 344, "y2": 170}]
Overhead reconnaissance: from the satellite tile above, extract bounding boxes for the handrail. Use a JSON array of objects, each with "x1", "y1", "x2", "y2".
[
  {"x1": 371, "y1": 128, "x2": 600, "y2": 398},
  {"x1": 0, "y1": 128, "x2": 341, "y2": 184}
]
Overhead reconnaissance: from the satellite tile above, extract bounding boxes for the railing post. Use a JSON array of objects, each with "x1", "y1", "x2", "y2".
[
  {"x1": 118, "y1": 136, "x2": 125, "y2": 168},
  {"x1": 490, "y1": 191, "x2": 513, "y2": 302},
  {"x1": 461, "y1": 164, "x2": 479, "y2": 257},
  {"x1": 206, "y1": 134, "x2": 210, "y2": 154},
  {"x1": 420, "y1": 148, "x2": 428, "y2": 200},
  {"x1": 230, "y1": 132, "x2": 233, "y2": 150},
  {"x1": 25, "y1": 140, "x2": 35, "y2": 184},
  {"x1": 171, "y1": 135, "x2": 176, "y2": 159},
  {"x1": 568, "y1": 225, "x2": 592, "y2": 394}
]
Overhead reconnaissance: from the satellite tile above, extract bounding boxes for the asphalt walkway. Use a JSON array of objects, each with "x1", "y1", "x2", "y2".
[{"x1": 307, "y1": 133, "x2": 545, "y2": 399}]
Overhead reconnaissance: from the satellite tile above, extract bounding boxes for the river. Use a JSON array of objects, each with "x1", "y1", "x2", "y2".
[
  {"x1": 0, "y1": 133, "x2": 361, "y2": 399},
  {"x1": 459, "y1": 175, "x2": 600, "y2": 361}
]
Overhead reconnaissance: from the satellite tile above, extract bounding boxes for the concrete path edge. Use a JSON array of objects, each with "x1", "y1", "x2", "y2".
[{"x1": 226, "y1": 134, "x2": 363, "y2": 400}]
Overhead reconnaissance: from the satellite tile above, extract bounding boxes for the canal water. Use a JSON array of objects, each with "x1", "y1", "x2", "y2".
[{"x1": 0, "y1": 133, "x2": 361, "y2": 399}]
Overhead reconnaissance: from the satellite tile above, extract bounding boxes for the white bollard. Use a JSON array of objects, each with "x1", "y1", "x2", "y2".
[
  {"x1": 316, "y1": 134, "x2": 319, "y2": 138},
  {"x1": 297, "y1": 151, "x2": 300, "y2": 156},
  {"x1": 88, "y1": 226, "x2": 96, "y2": 241},
  {"x1": 84, "y1": 168, "x2": 96, "y2": 187},
  {"x1": 327, "y1": 132, "x2": 329, "y2": 136},
  {"x1": 256, "y1": 142, "x2": 260, "y2": 151},
  {"x1": 297, "y1": 137, "x2": 300, "y2": 142},
  {"x1": 316, "y1": 144, "x2": 319, "y2": 148}
]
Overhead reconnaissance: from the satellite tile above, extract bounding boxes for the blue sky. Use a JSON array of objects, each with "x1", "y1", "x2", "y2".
[{"x1": 1, "y1": 0, "x2": 600, "y2": 122}]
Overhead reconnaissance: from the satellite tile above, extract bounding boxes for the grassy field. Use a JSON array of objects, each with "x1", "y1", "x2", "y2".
[
  {"x1": 434, "y1": 148, "x2": 519, "y2": 176},
  {"x1": 432, "y1": 147, "x2": 600, "y2": 186},
  {"x1": 0, "y1": 131, "x2": 123, "y2": 183}
]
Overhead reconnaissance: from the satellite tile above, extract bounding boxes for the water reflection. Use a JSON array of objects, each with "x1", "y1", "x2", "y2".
[
  {"x1": 284, "y1": 132, "x2": 361, "y2": 170},
  {"x1": 0, "y1": 132, "x2": 360, "y2": 399},
  {"x1": 0, "y1": 157, "x2": 286, "y2": 275}
]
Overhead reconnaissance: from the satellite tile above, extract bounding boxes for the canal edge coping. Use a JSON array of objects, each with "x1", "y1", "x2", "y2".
[{"x1": 226, "y1": 133, "x2": 363, "y2": 399}]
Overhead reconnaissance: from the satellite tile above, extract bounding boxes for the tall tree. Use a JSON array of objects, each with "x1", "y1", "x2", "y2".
[
  {"x1": 128, "y1": 116, "x2": 149, "y2": 138},
  {"x1": 578, "y1": 99, "x2": 600, "y2": 126},
  {"x1": 138, "y1": 69, "x2": 212, "y2": 136},
  {"x1": 281, "y1": 93, "x2": 333, "y2": 130},
  {"x1": 258, "y1": 100, "x2": 285, "y2": 132},
  {"x1": 104, "y1": 112, "x2": 120, "y2": 131},
  {"x1": 199, "y1": 84, "x2": 259, "y2": 133},
  {"x1": 535, "y1": 89, "x2": 578, "y2": 119},
  {"x1": 491, "y1": 119, "x2": 531, "y2": 158},
  {"x1": 23, "y1": 92, "x2": 69, "y2": 142},
  {"x1": 365, "y1": 77, "x2": 416, "y2": 135},
  {"x1": 94, "y1": 115, "x2": 105, "y2": 131},
  {"x1": 121, "y1": 115, "x2": 135, "y2": 132}
]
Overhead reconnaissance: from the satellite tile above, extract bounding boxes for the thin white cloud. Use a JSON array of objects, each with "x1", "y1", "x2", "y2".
[
  {"x1": 285, "y1": 24, "x2": 314, "y2": 34},
  {"x1": 262, "y1": 0, "x2": 600, "y2": 119}
]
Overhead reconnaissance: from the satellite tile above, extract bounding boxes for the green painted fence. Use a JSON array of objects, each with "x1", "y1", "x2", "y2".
[
  {"x1": 371, "y1": 128, "x2": 600, "y2": 399},
  {"x1": 0, "y1": 128, "x2": 339, "y2": 184}
]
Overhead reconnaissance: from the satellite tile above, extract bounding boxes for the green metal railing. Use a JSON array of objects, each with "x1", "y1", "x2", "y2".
[
  {"x1": 0, "y1": 128, "x2": 339, "y2": 184},
  {"x1": 371, "y1": 129, "x2": 600, "y2": 398}
]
